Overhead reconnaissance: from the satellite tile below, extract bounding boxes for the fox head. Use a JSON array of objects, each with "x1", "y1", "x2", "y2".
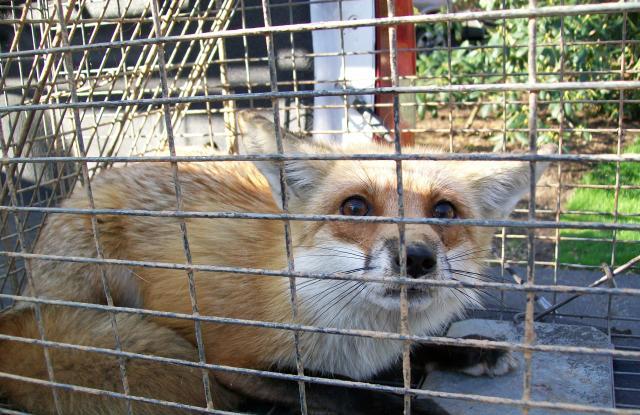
[{"x1": 237, "y1": 111, "x2": 552, "y2": 334}]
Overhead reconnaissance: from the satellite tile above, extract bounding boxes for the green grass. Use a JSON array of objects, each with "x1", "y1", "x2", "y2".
[{"x1": 559, "y1": 140, "x2": 640, "y2": 267}]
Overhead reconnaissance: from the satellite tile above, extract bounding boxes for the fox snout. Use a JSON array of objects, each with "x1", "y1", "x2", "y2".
[
  {"x1": 391, "y1": 243, "x2": 438, "y2": 278},
  {"x1": 383, "y1": 238, "x2": 440, "y2": 279}
]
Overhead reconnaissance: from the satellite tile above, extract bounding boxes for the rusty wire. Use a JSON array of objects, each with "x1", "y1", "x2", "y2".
[{"x1": 1, "y1": 0, "x2": 639, "y2": 414}]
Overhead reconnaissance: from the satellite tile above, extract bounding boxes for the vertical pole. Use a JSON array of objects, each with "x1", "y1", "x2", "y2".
[
  {"x1": 375, "y1": 0, "x2": 415, "y2": 145},
  {"x1": 522, "y1": 1, "x2": 538, "y2": 413}
]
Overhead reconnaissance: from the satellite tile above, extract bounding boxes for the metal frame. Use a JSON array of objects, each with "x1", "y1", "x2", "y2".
[{"x1": 1, "y1": 0, "x2": 639, "y2": 413}]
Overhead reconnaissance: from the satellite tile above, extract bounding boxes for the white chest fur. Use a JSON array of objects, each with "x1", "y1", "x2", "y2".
[{"x1": 280, "y1": 243, "x2": 472, "y2": 379}]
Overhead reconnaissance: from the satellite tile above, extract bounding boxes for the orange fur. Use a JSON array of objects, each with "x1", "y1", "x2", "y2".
[
  {"x1": 0, "y1": 111, "x2": 553, "y2": 414},
  {"x1": 0, "y1": 306, "x2": 207, "y2": 415}
]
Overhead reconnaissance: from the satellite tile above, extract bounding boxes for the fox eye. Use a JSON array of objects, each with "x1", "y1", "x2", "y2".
[
  {"x1": 433, "y1": 201, "x2": 456, "y2": 219},
  {"x1": 340, "y1": 196, "x2": 371, "y2": 216}
]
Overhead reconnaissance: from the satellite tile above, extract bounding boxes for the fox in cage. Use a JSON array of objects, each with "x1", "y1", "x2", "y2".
[
  {"x1": 0, "y1": 110, "x2": 554, "y2": 414},
  {"x1": 1, "y1": 0, "x2": 638, "y2": 413}
]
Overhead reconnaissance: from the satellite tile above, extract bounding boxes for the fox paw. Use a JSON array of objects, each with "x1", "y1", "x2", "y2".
[{"x1": 459, "y1": 349, "x2": 518, "y2": 377}]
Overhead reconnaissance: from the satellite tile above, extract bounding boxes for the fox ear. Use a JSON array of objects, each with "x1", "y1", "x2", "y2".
[
  {"x1": 235, "y1": 110, "x2": 331, "y2": 209},
  {"x1": 469, "y1": 144, "x2": 556, "y2": 219}
]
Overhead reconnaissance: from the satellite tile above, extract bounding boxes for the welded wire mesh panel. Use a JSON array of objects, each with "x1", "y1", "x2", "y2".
[{"x1": 0, "y1": 0, "x2": 639, "y2": 414}]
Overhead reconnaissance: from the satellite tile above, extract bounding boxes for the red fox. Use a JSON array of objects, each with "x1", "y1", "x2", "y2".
[{"x1": 0, "y1": 111, "x2": 552, "y2": 414}]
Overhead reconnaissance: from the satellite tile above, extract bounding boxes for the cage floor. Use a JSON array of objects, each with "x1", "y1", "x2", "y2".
[{"x1": 424, "y1": 319, "x2": 613, "y2": 415}]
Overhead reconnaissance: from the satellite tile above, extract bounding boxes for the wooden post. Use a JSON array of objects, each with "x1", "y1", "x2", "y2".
[{"x1": 375, "y1": 0, "x2": 416, "y2": 146}]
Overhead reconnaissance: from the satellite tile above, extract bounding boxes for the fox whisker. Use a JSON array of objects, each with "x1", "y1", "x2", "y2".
[
  {"x1": 295, "y1": 254, "x2": 370, "y2": 263},
  {"x1": 296, "y1": 266, "x2": 372, "y2": 307},
  {"x1": 446, "y1": 256, "x2": 490, "y2": 264},
  {"x1": 447, "y1": 268, "x2": 502, "y2": 282},
  {"x1": 446, "y1": 248, "x2": 493, "y2": 262},
  {"x1": 296, "y1": 245, "x2": 372, "y2": 261},
  {"x1": 451, "y1": 287, "x2": 484, "y2": 308},
  {"x1": 450, "y1": 277, "x2": 501, "y2": 305},
  {"x1": 323, "y1": 283, "x2": 370, "y2": 328},
  {"x1": 308, "y1": 282, "x2": 365, "y2": 327},
  {"x1": 297, "y1": 280, "x2": 355, "y2": 308}
]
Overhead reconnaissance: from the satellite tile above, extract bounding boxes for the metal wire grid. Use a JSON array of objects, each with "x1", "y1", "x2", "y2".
[{"x1": 0, "y1": 0, "x2": 639, "y2": 414}]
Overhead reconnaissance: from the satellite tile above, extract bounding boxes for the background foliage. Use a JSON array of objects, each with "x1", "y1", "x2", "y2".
[{"x1": 559, "y1": 139, "x2": 640, "y2": 267}]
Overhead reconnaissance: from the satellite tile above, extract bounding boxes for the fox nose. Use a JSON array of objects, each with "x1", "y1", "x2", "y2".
[{"x1": 394, "y1": 244, "x2": 437, "y2": 278}]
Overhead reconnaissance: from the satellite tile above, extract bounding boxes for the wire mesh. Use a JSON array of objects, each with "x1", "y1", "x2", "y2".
[{"x1": 0, "y1": 0, "x2": 639, "y2": 414}]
